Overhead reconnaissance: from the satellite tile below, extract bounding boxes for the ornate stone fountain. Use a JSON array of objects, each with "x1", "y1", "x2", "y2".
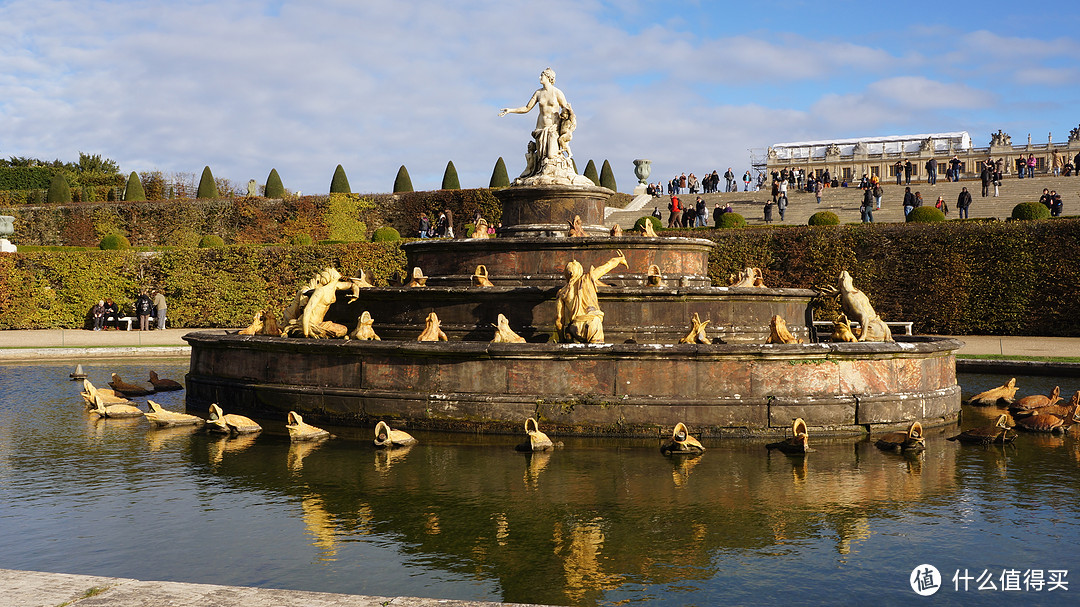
[{"x1": 185, "y1": 69, "x2": 962, "y2": 437}]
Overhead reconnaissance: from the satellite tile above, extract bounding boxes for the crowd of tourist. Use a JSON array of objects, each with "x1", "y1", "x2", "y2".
[{"x1": 647, "y1": 168, "x2": 758, "y2": 197}]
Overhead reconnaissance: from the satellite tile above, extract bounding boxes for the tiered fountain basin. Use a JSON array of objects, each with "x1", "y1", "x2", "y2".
[
  {"x1": 184, "y1": 184, "x2": 963, "y2": 436},
  {"x1": 185, "y1": 332, "x2": 961, "y2": 437}
]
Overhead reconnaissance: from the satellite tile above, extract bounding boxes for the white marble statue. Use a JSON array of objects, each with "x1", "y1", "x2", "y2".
[{"x1": 499, "y1": 68, "x2": 594, "y2": 187}]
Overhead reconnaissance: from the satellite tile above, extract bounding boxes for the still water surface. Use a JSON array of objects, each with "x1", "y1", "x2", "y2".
[{"x1": 1, "y1": 362, "x2": 1078, "y2": 606}]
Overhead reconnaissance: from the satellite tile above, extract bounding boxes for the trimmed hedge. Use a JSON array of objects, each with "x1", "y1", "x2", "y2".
[
  {"x1": 394, "y1": 165, "x2": 414, "y2": 193},
  {"x1": 196, "y1": 166, "x2": 219, "y2": 199},
  {"x1": 907, "y1": 206, "x2": 946, "y2": 223},
  {"x1": 1012, "y1": 201, "x2": 1050, "y2": 220},
  {"x1": 489, "y1": 158, "x2": 510, "y2": 188},
  {"x1": 715, "y1": 213, "x2": 746, "y2": 228},
  {"x1": 264, "y1": 169, "x2": 285, "y2": 199},
  {"x1": 634, "y1": 216, "x2": 662, "y2": 232},
  {"x1": 583, "y1": 160, "x2": 599, "y2": 186},
  {"x1": 0, "y1": 243, "x2": 406, "y2": 329},
  {"x1": 47, "y1": 174, "x2": 72, "y2": 204},
  {"x1": 330, "y1": 165, "x2": 351, "y2": 194},
  {"x1": 124, "y1": 171, "x2": 146, "y2": 201},
  {"x1": 600, "y1": 159, "x2": 617, "y2": 191},
  {"x1": 808, "y1": 211, "x2": 840, "y2": 226},
  {"x1": 0, "y1": 166, "x2": 55, "y2": 191},
  {"x1": 3, "y1": 190, "x2": 500, "y2": 248},
  {"x1": 441, "y1": 161, "x2": 460, "y2": 190},
  {"x1": 99, "y1": 233, "x2": 130, "y2": 250},
  {"x1": 371, "y1": 226, "x2": 401, "y2": 242},
  {"x1": 697, "y1": 220, "x2": 1080, "y2": 336},
  {"x1": 6, "y1": 221, "x2": 1080, "y2": 335},
  {"x1": 198, "y1": 234, "x2": 225, "y2": 248}
]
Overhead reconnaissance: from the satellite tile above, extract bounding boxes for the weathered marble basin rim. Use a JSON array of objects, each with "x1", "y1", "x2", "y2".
[
  {"x1": 184, "y1": 331, "x2": 962, "y2": 437},
  {"x1": 402, "y1": 235, "x2": 718, "y2": 287},
  {"x1": 329, "y1": 285, "x2": 817, "y2": 343}
]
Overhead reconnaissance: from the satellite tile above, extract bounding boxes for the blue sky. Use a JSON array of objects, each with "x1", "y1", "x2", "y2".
[{"x1": 1, "y1": 0, "x2": 1078, "y2": 195}]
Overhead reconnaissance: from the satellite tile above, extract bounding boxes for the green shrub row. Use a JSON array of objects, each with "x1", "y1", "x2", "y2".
[
  {"x1": 0, "y1": 167, "x2": 125, "y2": 204},
  {"x1": 691, "y1": 219, "x2": 1080, "y2": 336},
  {"x1": 2, "y1": 189, "x2": 500, "y2": 247},
  {"x1": 0, "y1": 242, "x2": 407, "y2": 329},
  {"x1": 8, "y1": 210, "x2": 1078, "y2": 336}
]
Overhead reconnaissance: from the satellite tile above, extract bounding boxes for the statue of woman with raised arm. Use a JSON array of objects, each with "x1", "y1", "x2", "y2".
[{"x1": 500, "y1": 68, "x2": 593, "y2": 187}]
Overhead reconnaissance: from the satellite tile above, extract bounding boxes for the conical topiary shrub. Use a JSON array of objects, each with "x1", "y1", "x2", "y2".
[
  {"x1": 489, "y1": 157, "x2": 510, "y2": 188},
  {"x1": 600, "y1": 160, "x2": 617, "y2": 191},
  {"x1": 394, "y1": 165, "x2": 414, "y2": 193},
  {"x1": 47, "y1": 173, "x2": 71, "y2": 203},
  {"x1": 196, "y1": 166, "x2": 219, "y2": 199},
  {"x1": 264, "y1": 168, "x2": 285, "y2": 198},
  {"x1": 124, "y1": 171, "x2": 146, "y2": 201},
  {"x1": 330, "y1": 165, "x2": 351, "y2": 193},
  {"x1": 442, "y1": 161, "x2": 460, "y2": 190},
  {"x1": 583, "y1": 160, "x2": 599, "y2": 186}
]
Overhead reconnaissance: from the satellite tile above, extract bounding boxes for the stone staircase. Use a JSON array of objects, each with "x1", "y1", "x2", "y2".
[{"x1": 604, "y1": 175, "x2": 1080, "y2": 229}]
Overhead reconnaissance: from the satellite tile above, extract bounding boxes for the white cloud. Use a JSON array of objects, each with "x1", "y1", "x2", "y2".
[{"x1": 0, "y1": 1, "x2": 1076, "y2": 194}]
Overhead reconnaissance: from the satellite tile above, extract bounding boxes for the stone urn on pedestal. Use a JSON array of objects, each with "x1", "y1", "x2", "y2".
[
  {"x1": 633, "y1": 159, "x2": 651, "y2": 195},
  {"x1": 0, "y1": 215, "x2": 16, "y2": 253}
]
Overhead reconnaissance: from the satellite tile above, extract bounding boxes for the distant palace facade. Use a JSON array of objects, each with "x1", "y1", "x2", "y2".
[{"x1": 764, "y1": 127, "x2": 1080, "y2": 182}]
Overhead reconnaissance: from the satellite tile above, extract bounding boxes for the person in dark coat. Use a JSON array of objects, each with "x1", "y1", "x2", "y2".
[
  {"x1": 418, "y1": 212, "x2": 431, "y2": 238},
  {"x1": 902, "y1": 187, "x2": 915, "y2": 217},
  {"x1": 135, "y1": 290, "x2": 153, "y2": 331},
  {"x1": 956, "y1": 187, "x2": 972, "y2": 219},
  {"x1": 91, "y1": 300, "x2": 105, "y2": 331},
  {"x1": 861, "y1": 188, "x2": 874, "y2": 223},
  {"x1": 980, "y1": 165, "x2": 991, "y2": 197},
  {"x1": 904, "y1": 160, "x2": 913, "y2": 184},
  {"x1": 763, "y1": 200, "x2": 774, "y2": 224},
  {"x1": 103, "y1": 298, "x2": 120, "y2": 330}
]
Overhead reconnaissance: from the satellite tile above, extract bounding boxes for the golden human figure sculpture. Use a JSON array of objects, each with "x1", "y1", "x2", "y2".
[
  {"x1": 499, "y1": 68, "x2": 594, "y2": 187},
  {"x1": 554, "y1": 251, "x2": 628, "y2": 343},
  {"x1": 301, "y1": 267, "x2": 360, "y2": 338}
]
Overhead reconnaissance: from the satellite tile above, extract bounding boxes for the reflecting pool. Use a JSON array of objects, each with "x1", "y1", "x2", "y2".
[{"x1": 1, "y1": 362, "x2": 1078, "y2": 606}]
